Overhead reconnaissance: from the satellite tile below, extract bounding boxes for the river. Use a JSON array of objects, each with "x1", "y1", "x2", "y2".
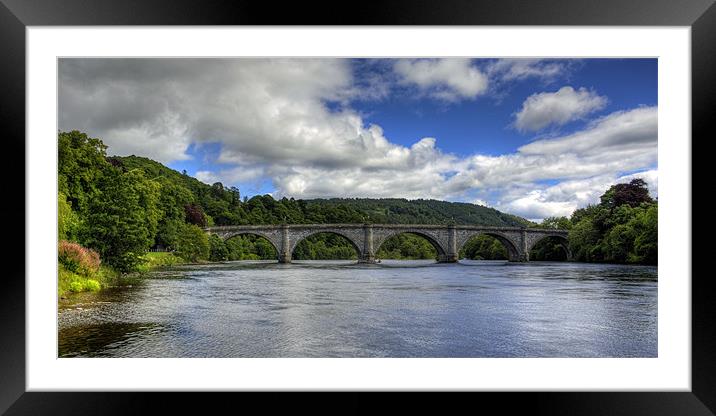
[{"x1": 58, "y1": 260, "x2": 657, "y2": 358}]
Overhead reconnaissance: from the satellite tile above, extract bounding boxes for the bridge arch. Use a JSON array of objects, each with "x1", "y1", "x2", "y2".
[
  {"x1": 373, "y1": 229, "x2": 448, "y2": 261},
  {"x1": 527, "y1": 233, "x2": 572, "y2": 261},
  {"x1": 457, "y1": 231, "x2": 522, "y2": 262},
  {"x1": 289, "y1": 229, "x2": 364, "y2": 260},
  {"x1": 221, "y1": 231, "x2": 281, "y2": 261}
]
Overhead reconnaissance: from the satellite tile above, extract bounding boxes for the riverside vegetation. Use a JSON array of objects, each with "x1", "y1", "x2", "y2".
[{"x1": 57, "y1": 130, "x2": 657, "y2": 296}]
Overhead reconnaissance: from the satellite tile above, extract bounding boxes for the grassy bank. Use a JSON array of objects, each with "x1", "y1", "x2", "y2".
[
  {"x1": 58, "y1": 251, "x2": 185, "y2": 297},
  {"x1": 136, "y1": 252, "x2": 185, "y2": 272},
  {"x1": 58, "y1": 263, "x2": 121, "y2": 297}
]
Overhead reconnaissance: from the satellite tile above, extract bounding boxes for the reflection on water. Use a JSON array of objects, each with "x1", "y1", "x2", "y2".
[{"x1": 58, "y1": 260, "x2": 657, "y2": 358}]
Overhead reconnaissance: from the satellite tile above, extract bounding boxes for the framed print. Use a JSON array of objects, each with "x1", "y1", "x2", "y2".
[{"x1": 2, "y1": 0, "x2": 713, "y2": 414}]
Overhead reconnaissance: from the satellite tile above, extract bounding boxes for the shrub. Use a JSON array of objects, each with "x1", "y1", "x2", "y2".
[
  {"x1": 84, "y1": 279, "x2": 101, "y2": 291},
  {"x1": 58, "y1": 240, "x2": 101, "y2": 277},
  {"x1": 68, "y1": 281, "x2": 84, "y2": 292}
]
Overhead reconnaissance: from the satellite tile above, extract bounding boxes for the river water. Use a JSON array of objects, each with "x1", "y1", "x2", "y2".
[{"x1": 58, "y1": 260, "x2": 657, "y2": 358}]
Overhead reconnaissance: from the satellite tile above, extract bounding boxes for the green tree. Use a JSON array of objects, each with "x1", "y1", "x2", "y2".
[
  {"x1": 58, "y1": 130, "x2": 111, "y2": 213},
  {"x1": 174, "y1": 223, "x2": 210, "y2": 262},
  {"x1": 155, "y1": 218, "x2": 183, "y2": 250},
  {"x1": 568, "y1": 218, "x2": 602, "y2": 262},
  {"x1": 539, "y1": 216, "x2": 572, "y2": 230},
  {"x1": 81, "y1": 169, "x2": 160, "y2": 272},
  {"x1": 58, "y1": 192, "x2": 80, "y2": 241},
  {"x1": 208, "y1": 234, "x2": 229, "y2": 261},
  {"x1": 630, "y1": 203, "x2": 658, "y2": 264}
]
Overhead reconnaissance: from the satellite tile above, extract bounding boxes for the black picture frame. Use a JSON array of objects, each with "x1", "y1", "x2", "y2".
[{"x1": 1, "y1": 0, "x2": 712, "y2": 414}]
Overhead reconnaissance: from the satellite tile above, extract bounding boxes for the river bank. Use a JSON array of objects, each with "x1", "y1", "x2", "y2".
[{"x1": 58, "y1": 252, "x2": 187, "y2": 298}]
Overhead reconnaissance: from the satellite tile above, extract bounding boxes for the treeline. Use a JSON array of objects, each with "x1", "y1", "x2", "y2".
[{"x1": 534, "y1": 179, "x2": 657, "y2": 264}]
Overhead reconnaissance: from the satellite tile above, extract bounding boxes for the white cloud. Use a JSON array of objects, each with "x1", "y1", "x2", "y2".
[
  {"x1": 518, "y1": 106, "x2": 657, "y2": 156},
  {"x1": 514, "y1": 86, "x2": 608, "y2": 132},
  {"x1": 195, "y1": 166, "x2": 265, "y2": 185},
  {"x1": 59, "y1": 59, "x2": 657, "y2": 221},
  {"x1": 494, "y1": 170, "x2": 658, "y2": 219},
  {"x1": 393, "y1": 58, "x2": 488, "y2": 101},
  {"x1": 486, "y1": 59, "x2": 569, "y2": 82}
]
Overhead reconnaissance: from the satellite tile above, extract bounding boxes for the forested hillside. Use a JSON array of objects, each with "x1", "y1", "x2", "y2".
[{"x1": 114, "y1": 155, "x2": 530, "y2": 228}]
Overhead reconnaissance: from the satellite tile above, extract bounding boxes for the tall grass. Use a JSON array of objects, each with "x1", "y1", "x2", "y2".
[{"x1": 58, "y1": 240, "x2": 112, "y2": 296}]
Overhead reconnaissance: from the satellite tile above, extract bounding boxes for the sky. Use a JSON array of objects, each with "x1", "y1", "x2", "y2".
[{"x1": 58, "y1": 58, "x2": 657, "y2": 222}]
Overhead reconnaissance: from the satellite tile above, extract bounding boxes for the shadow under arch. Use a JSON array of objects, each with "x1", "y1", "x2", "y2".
[
  {"x1": 528, "y1": 234, "x2": 572, "y2": 261},
  {"x1": 290, "y1": 230, "x2": 363, "y2": 261},
  {"x1": 459, "y1": 231, "x2": 522, "y2": 262},
  {"x1": 375, "y1": 230, "x2": 447, "y2": 262},
  {"x1": 222, "y1": 231, "x2": 280, "y2": 261}
]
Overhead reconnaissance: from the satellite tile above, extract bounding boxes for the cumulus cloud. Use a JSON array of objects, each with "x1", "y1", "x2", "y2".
[
  {"x1": 518, "y1": 106, "x2": 656, "y2": 156},
  {"x1": 59, "y1": 58, "x2": 657, "y2": 221},
  {"x1": 393, "y1": 58, "x2": 488, "y2": 101},
  {"x1": 514, "y1": 86, "x2": 608, "y2": 132},
  {"x1": 494, "y1": 170, "x2": 658, "y2": 221}
]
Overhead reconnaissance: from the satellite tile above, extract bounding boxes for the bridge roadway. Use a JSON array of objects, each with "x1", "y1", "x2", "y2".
[{"x1": 205, "y1": 223, "x2": 570, "y2": 264}]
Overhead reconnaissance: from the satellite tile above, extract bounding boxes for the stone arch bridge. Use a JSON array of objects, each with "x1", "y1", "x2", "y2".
[{"x1": 205, "y1": 224, "x2": 570, "y2": 264}]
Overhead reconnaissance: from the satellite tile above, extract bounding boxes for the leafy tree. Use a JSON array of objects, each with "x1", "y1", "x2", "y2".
[
  {"x1": 563, "y1": 177, "x2": 657, "y2": 265},
  {"x1": 81, "y1": 168, "x2": 160, "y2": 272},
  {"x1": 600, "y1": 178, "x2": 653, "y2": 209},
  {"x1": 568, "y1": 218, "x2": 602, "y2": 262},
  {"x1": 185, "y1": 203, "x2": 208, "y2": 227},
  {"x1": 631, "y1": 204, "x2": 658, "y2": 264},
  {"x1": 208, "y1": 234, "x2": 229, "y2": 261},
  {"x1": 155, "y1": 218, "x2": 183, "y2": 250},
  {"x1": 602, "y1": 223, "x2": 636, "y2": 263},
  {"x1": 156, "y1": 178, "x2": 195, "y2": 222},
  {"x1": 58, "y1": 130, "x2": 111, "y2": 213},
  {"x1": 58, "y1": 192, "x2": 80, "y2": 241},
  {"x1": 538, "y1": 216, "x2": 572, "y2": 230},
  {"x1": 174, "y1": 222, "x2": 209, "y2": 262}
]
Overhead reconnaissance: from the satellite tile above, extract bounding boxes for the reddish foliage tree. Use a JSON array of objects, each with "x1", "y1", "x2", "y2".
[
  {"x1": 600, "y1": 178, "x2": 653, "y2": 209},
  {"x1": 185, "y1": 203, "x2": 207, "y2": 227}
]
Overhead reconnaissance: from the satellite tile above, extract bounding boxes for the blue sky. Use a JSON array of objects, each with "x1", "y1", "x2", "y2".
[{"x1": 59, "y1": 58, "x2": 658, "y2": 221}]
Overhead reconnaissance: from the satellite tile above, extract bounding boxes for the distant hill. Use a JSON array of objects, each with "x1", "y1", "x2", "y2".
[
  {"x1": 303, "y1": 198, "x2": 532, "y2": 227},
  {"x1": 111, "y1": 155, "x2": 533, "y2": 227}
]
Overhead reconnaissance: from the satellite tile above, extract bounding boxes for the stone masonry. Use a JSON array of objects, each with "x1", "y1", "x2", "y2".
[{"x1": 205, "y1": 224, "x2": 571, "y2": 263}]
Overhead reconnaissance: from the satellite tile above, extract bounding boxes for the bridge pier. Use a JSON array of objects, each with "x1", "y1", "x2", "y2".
[
  {"x1": 359, "y1": 223, "x2": 376, "y2": 263},
  {"x1": 279, "y1": 224, "x2": 291, "y2": 263},
  {"x1": 512, "y1": 253, "x2": 529, "y2": 262},
  {"x1": 439, "y1": 224, "x2": 458, "y2": 263},
  {"x1": 437, "y1": 254, "x2": 458, "y2": 263},
  {"x1": 358, "y1": 254, "x2": 377, "y2": 264}
]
